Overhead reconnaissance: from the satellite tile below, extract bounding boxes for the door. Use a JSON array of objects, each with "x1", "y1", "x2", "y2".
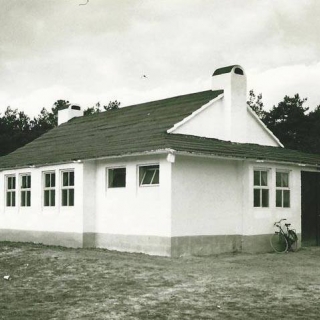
[{"x1": 301, "y1": 171, "x2": 320, "y2": 246}]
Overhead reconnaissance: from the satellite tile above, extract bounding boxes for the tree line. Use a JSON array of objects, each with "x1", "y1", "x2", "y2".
[{"x1": 0, "y1": 92, "x2": 320, "y2": 157}]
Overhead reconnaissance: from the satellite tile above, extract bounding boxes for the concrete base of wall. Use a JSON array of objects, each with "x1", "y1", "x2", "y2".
[
  {"x1": 242, "y1": 234, "x2": 273, "y2": 253},
  {"x1": 0, "y1": 230, "x2": 302, "y2": 256},
  {"x1": 83, "y1": 232, "x2": 171, "y2": 257},
  {"x1": 0, "y1": 229, "x2": 83, "y2": 248},
  {"x1": 171, "y1": 235, "x2": 242, "y2": 257}
]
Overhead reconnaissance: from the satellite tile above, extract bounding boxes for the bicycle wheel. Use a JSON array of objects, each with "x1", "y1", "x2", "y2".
[
  {"x1": 270, "y1": 232, "x2": 288, "y2": 253},
  {"x1": 288, "y1": 230, "x2": 298, "y2": 252}
]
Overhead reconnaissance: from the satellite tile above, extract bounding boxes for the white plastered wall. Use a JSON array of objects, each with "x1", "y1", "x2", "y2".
[
  {"x1": 172, "y1": 98, "x2": 229, "y2": 141},
  {"x1": 93, "y1": 154, "x2": 172, "y2": 237},
  {"x1": 246, "y1": 109, "x2": 279, "y2": 146},
  {"x1": 170, "y1": 98, "x2": 280, "y2": 147},
  {"x1": 0, "y1": 163, "x2": 84, "y2": 234},
  {"x1": 171, "y1": 155, "x2": 303, "y2": 238},
  {"x1": 171, "y1": 155, "x2": 244, "y2": 236}
]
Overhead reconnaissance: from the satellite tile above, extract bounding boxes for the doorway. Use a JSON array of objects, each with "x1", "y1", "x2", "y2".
[{"x1": 301, "y1": 171, "x2": 320, "y2": 246}]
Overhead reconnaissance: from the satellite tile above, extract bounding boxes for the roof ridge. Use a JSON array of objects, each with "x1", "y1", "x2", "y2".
[{"x1": 72, "y1": 90, "x2": 223, "y2": 123}]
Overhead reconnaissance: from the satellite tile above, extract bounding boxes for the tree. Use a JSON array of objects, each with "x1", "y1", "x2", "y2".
[
  {"x1": 247, "y1": 90, "x2": 265, "y2": 119},
  {"x1": 263, "y1": 94, "x2": 309, "y2": 151},
  {"x1": 302, "y1": 105, "x2": 320, "y2": 154},
  {"x1": 104, "y1": 100, "x2": 121, "y2": 111},
  {"x1": 0, "y1": 107, "x2": 34, "y2": 156},
  {"x1": 83, "y1": 102, "x2": 103, "y2": 116},
  {"x1": 83, "y1": 100, "x2": 121, "y2": 115}
]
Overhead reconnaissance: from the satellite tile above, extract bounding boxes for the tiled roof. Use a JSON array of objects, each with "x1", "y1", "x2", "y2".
[
  {"x1": 0, "y1": 89, "x2": 320, "y2": 170},
  {"x1": 164, "y1": 134, "x2": 320, "y2": 166},
  {"x1": 0, "y1": 90, "x2": 222, "y2": 169}
]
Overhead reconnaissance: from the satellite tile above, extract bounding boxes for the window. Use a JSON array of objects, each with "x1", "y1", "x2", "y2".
[
  {"x1": 139, "y1": 165, "x2": 159, "y2": 186},
  {"x1": 44, "y1": 172, "x2": 56, "y2": 206},
  {"x1": 253, "y1": 170, "x2": 269, "y2": 207},
  {"x1": 61, "y1": 171, "x2": 74, "y2": 206},
  {"x1": 276, "y1": 172, "x2": 290, "y2": 208},
  {"x1": 6, "y1": 175, "x2": 16, "y2": 207},
  {"x1": 108, "y1": 168, "x2": 126, "y2": 188},
  {"x1": 21, "y1": 174, "x2": 31, "y2": 207}
]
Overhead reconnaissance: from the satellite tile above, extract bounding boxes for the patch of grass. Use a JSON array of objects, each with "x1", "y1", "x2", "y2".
[{"x1": 1, "y1": 242, "x2": 320, "y2": 319}]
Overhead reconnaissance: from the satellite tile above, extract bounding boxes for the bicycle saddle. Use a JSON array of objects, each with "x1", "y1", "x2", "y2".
[{"x1": 285, "y1": 223, "x2": 291, "y2": 227}]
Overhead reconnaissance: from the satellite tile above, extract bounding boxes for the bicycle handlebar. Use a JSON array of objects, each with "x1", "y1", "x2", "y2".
[{"x1": 273, "y1": 218, "x2": 287, "y2": 226}]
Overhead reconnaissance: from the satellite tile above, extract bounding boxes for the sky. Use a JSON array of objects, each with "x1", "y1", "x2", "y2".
[{"x1": 1, "y1": 0, "x2": 320, "y2": 117}]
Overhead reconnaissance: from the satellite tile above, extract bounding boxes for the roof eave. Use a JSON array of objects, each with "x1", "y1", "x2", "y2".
[{"x1": 171, "y1": 150, "x2": 320, "y2": 169}]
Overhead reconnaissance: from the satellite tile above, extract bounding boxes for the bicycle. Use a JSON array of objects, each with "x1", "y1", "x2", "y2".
[{"x1": 270, "y1": 219, "x2": 298, "y2": 253}]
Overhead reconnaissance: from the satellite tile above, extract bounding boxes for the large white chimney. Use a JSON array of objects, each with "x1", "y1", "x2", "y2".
[
  {"x1": 211, "y1": 65, "x2": 247, "y2": 143},
  {"x1": 58, "y1": 104, "x2": 84, "y2": 126}
]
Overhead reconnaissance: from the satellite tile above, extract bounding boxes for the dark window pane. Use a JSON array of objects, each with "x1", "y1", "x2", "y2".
[
  {"x1": 283, "y1": 190, "x2": 290, "y2": 208},
  {"x1": 44, "y1": 190, "x2": 50, "y2": 206},
  {"x1": 108, "y1": 168, "x2": 126, "y2": 188},
  {"x1": 63, "y1": 172, "x2": 69, "y2": 186},
  {"x1": 12, "y1": 192, "x2": 15, "y2": 206},
  {"x1": 276, "y1": 172, "x2": 281, "y2": 187},
  {"x1": 152, "y1": 170, "x2": 159, "y2": 184},
  {"x1": 22, "y1": 176, "x2": 26, "y2": 189},
  {"x1": 51, "y1": 190, "x2": 55, "y2": 206},
  {"x1": 276, "y1": 190, "x2": 282, "y2": 207},
  {"x1": 27, "y1": 176, "x2": 31, "y2": 188},
  {"x1": 69, "y1": 189, "x2": 74, "y2": 206},
  {"x1": 254, "y1": 171, "x2": 260, "y2": 186},
  {"x1": 142, "y1": 170, "x2": 154, "y2": 184},
  {"x1": 262, "y1": 189, "x2": 269, "y2": 207},
  {"x1": 62, "y1": 190, "x2": 68, "y2": 206},
  {"x1": 21, "y1": 191, "x2": 26, "y2": 206},
  {"x1": 261, "y1": 171, "x2": 268, "y2": 186},
  {"x1": 12, "y1": 177, "x2": 16, "y2": 190},
  {"x1": 6, "y1": 192, "x2": 11, "y2": 206},
  {"x1": 254, "y1": 189, "x2": 260, "y2": 207},
  {"x1": 27, "y1": 191, "x2": 31, "y2": 206},
  {"x1": 70, "y1": 172, "x2": 74, "y2": 186},
  {"x1": 108, "y1": 169, "x2": 114, "y2": 187},
  {"x1": 51, "y1": 173, "x2": 56, "y2": 187},
  {"x1": 45, "y1": 174, "x2": 51, "y2": 188},
  {"x1": 282, "y1": 173, "x2": 289, "y2": 188}
]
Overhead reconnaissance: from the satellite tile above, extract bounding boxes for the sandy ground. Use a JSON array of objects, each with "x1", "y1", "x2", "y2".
[{"x1": 1, "y1": 242, "x2": 320, "y2": 319}]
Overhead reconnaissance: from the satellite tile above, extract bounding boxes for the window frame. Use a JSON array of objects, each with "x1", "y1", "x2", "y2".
[
  {"x1": 43, "y1": 171, "x2": 56, "y2": 207},
  {"x1": 276, "y1": 171, "x2": 291, "y2": 208},
  {"x1": 253, "y1": 169, "x2": 269, "y2": 208},
  {"x1": 61, "y1": 170, "x2": 75, "y2": 207},
  {"x1": 6, "y1": 175, "x2": 16, "y2": 207},
  {"x1": 139, "y1": 164, "x2": 160, "y2": 187},
  {"x1": 20, "y1": 174, "x2": 31, "y2": 207},
  {"x1": 107, "y1": 167, "x2": 126, "y2": 189}
]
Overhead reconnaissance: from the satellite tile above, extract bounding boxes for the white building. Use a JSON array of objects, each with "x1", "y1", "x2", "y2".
[{"x1": 1, "y1": 65, "x2": 320, "y2": 256}]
